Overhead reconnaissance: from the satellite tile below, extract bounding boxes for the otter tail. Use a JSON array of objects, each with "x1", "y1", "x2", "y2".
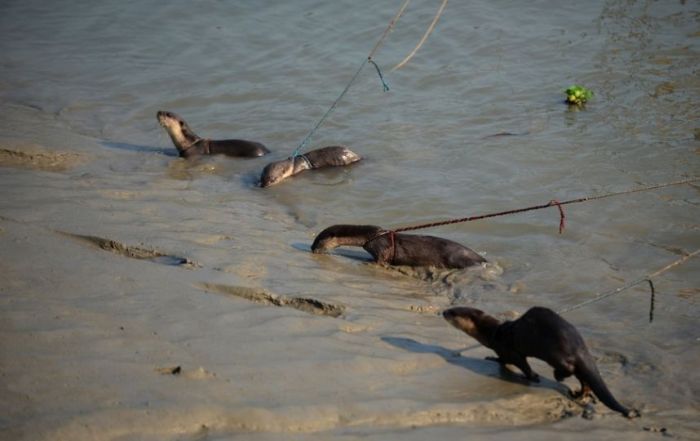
[{"x1": 575, "y1": 355, "x2": 638, "y2": 418}]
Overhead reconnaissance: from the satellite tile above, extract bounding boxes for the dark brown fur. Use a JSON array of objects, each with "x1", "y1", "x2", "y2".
[
  {"x1": 443, "y1": 306, "x2": 639, "y2": 418},
  {"x1": 157, "y1": 110, "x2": 269, "y2": 158},
  {"x1": 311, "y1": 224, "x2": 485, "y2": 269}
]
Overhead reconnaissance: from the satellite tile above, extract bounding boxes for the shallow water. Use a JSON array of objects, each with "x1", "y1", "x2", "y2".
[{"x1": 1, "y1": 0, "x2": 699, "y2": 440}]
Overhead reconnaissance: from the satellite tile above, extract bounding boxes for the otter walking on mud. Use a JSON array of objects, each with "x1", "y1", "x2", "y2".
[
  {"x1": 443, "y1": 306, "x2": 639, "y2": 418},
  {"x1": 157, "y1": 111, "x2": 270, "y2": 158},
  {"x1": 311, "y1": 224, "x2": 485, "y2": 269},
  {"x1": 260, "y1": 146, "x2": 361, "y2": 187}
]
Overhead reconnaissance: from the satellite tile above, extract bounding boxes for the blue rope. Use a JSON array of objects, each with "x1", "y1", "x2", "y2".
[
  {"x1": 368, "y1": 58, "x2": 390, "y2": 92},
  {"x1": 289, "y1": 0, "x2": 409, "y2": 159},
  {"x1": 291, "y1": 57, "x2": 390, "y2": 158}
]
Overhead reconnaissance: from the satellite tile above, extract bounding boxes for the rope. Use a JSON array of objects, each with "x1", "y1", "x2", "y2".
[
  {"x1": 392, "y1": 0, "x2": 449, "y2": 71},
  {"x1": 647, "y1": 279, "x2": 655, "y2": 323},
  {"x1": 291, "y1": 0, "x2": 410, "y2": 158},
  {"x1": 558, "y1": 249, "x2": 700, "y2": 318},
  {"x1": 390, "y1": 177, "x2": 699, "y2": 234},
  {"x1": 368, "y1": 59, "x2": 390, "y2": 92}
]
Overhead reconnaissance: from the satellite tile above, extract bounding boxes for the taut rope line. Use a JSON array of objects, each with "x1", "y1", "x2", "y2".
[
  {"x1": 558, "y1": 249, "x2": 700, "y2": 320},
  {"x1": 291, "y1": 0, "x2": 411, "y2": 158},
  {"x1": 390, "y1": 177, "x2": 699, "y2": 234}
]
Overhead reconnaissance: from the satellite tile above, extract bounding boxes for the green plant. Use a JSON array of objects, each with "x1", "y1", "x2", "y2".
[{"x1": 565, "y1": 85, "x2": 593, "y2": 105}]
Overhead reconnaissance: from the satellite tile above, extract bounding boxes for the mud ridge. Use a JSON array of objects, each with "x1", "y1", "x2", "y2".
[
  {"x1": 198, "y1": 283, "x2": 345, "y2": 317},
  {"x1": 58, "y1": 231, "x2": 197, "y2": 267},
  {"x1": 0, "y1": 147, "x2": 85, "y2": 171}
]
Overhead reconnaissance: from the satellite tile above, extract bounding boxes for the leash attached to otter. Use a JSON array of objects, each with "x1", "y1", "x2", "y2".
[
  {"x1": 366, "y1": 177, "x2": 697, "y2": 280},
  {"x1": 389, "y1": 177, "x2": 699, "y2": 234},
  {"x1": 558, "y1": 249, "x2": 699, "y2": 322},
  {"x1": 290, "y1": 0, "x2": 411, "y2": 160}
]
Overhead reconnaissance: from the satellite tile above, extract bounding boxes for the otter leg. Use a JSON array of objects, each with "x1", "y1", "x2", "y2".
[
  {"x1": 512, "y1": 356, "x2": 540, "y2": 382},
  {"x1": 553, "y1": 367, "x2": 571, "y2": 382},
  {"x1": 571, "y1": 380, "x2": 595, "y2": 404}
]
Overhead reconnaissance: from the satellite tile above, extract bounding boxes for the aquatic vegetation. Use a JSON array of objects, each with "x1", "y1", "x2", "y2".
[{"x1": 565, "y1": 85, "x2": 593, "y2": 106}]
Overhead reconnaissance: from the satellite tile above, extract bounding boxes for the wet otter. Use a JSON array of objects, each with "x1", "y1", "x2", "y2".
[
  {"x1": 443, "y1": 306, "x2": 639, "y2": 418},
  {"x1": 259, "y1": 146, "x2": 361, "y2": 187},
  {"x1": 157, "y1": 110, "x2": 270, "y2": 158},
  {"x1": 311, "y1": 224, "x2": 485, "y2": 269}
]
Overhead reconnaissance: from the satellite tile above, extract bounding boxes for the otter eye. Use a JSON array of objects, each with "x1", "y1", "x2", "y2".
[{"x1": 179, "y1": 121, "x2": 184, "y2": 127}]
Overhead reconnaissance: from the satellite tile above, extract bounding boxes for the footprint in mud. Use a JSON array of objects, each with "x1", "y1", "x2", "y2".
[
  {"x1": 198, "y1": 283, "x2": 345, "y2": 318},
  {"x1": 58, "y1": 231, "x2": 198, "y2": 268}
]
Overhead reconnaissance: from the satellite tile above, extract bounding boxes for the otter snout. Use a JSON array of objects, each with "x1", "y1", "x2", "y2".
[
  {"x1": 442, "y1": 308, "x2": 463, "y2": 329},
  {"x1": 442, "y1": 309, "x2": 456, "y2": 320},
  {"x1": 260, "y1": 159, "x2": 294, "y2": 188},
  {"x1": 157, "y1": 110, "x2": 183, "y2": 130},
  {"x1": 310, "y1": 239, "x2": 330, "y2": 254},
  {"x1": 442, "y1": 307, "x2": 483, "y2": 335},
  {"x1": 157, "y1": 110, "x2": 173, "y2": 125}
]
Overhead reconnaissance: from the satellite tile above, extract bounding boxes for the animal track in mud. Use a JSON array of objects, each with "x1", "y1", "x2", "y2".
[
  {"x1": 198, "y1": 283, "x2": 345, "y2": 318},
  {"x1": 58, "y1": 231, "x2": 198, "y2": 267}
]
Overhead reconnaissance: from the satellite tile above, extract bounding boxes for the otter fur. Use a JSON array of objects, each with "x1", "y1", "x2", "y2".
[
  {"x1": 259, "y1": 146, "x2": 361, "y2": 187},
  {"x1": 443, "y1": 306, "x2": 639, "y2": 418},
  {"x1": 157, "y1": 110, "x2": 269, "y2": 158},
  {"x1": 311, "y1": 224, "x2": 485, "y2": 269}
]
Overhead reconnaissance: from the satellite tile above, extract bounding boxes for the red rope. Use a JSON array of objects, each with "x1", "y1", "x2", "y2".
[
  {"x1": 389, "y1": 230, "x2": 396, "y2": 262},
  {"x1": 549, "y1": 200, "x2": 565, "y2": 234},
  {"x1": 389, "y1": 178, "x2": 697, "y2": 234}
]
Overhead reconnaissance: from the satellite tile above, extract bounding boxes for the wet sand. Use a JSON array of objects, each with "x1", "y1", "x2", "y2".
[
  {"x1": 1, "y1": 0, "x2": 700, "y2": 439},
  {"x1": 1, "y1": 102, "x2": 696, "y2": 440}
]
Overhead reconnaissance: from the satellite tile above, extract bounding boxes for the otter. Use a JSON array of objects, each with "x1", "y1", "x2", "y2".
[
  {"x1": 259, "y1": 146, "x2": 361, "y2": 187},
  {"x1": 157, "y1": 110, "x2": 270, "y2": 158},
  {"x1": 311, "y1": 224, "x2": 485, "y2": 269},
  {"x1": 442, "y1": 306, "x2": 639, "y2": 418}
]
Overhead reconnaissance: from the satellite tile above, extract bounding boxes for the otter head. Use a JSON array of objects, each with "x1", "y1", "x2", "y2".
[
  {"x1": 443, "y1": 307, "x2": 500, "y2": 347},
  {"x1": 260, "y1": 158, "x2": 295, "y2": 187},
  {"x1": 311, "y1": 225, "x2": 383, "y2": 254},
  {"x1": 156, "y1": 110, "x2": 200, "y2": 152}
]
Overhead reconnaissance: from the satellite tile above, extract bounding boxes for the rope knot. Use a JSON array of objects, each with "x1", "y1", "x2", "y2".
[
  {"x1": 548, "y1": 199, "x2": 566, "y2": 234},
  {"x1": 365, "y1": 229, "x2": 398, "y2": 264},
  {"x1": 368, "y1": 58, "x2": 390, "y2": 92}
]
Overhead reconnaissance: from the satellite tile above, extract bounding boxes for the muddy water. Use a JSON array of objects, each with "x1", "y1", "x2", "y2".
[{"x1": 1, "y1": 0, "x2": 699, "y2": 440}]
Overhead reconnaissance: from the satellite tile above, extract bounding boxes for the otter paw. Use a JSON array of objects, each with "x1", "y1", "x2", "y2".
[
  {"x1": 580, "y1": 396, "x2": 593, "y2": 405},
  {"x1": 527, "y1": 373, "x2": 540, "y2": 383},
  {"x1": 626, "y1": 409, "x2": 641, "y2": 419},
  {"x1": 570, "y1": 388, "x2": 584, "y2": 399}
]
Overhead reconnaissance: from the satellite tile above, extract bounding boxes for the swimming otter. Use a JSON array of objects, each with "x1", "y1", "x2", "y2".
[
  {"x1": 443, "y1": 306, "x2": 639, "y2": 418},
  {"x1": 259, "y1": 146, "x2": 361, "y2": 187},
  {"x1": 311, "y1": 224, "x2": 485, "y2": 269},
  {"x1": 157, "y1": 110, "x2": 270, "y2": 158}
]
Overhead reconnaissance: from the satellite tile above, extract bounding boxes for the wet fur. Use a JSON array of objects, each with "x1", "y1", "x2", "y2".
[
  {"x1": 260, "y1": 146, "x2": 361, "y2": 187},
  {"x1": 311, "y1": 224, "x2": 485, "y2": 269},
  {"x1": 157, "y1": 110, "x2": 269, "y2": 158},
  {"x1": 443, "y1": 306, "x2": 639, "y2": 418}
]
